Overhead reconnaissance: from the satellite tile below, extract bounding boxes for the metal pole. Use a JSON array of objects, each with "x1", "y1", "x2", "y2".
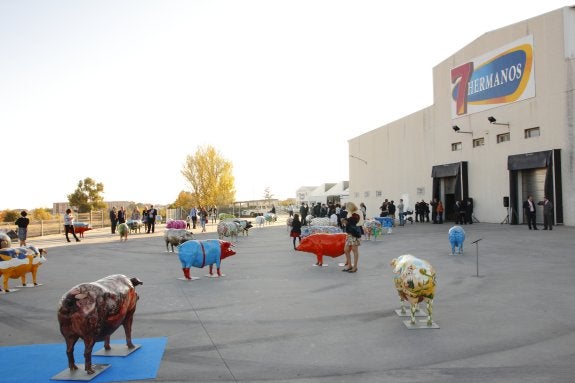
[{"x1": 471, "y1": 238, "x2": 483, "y2": 277}]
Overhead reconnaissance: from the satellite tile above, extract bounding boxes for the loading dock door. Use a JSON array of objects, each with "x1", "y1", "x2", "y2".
[{"x1": 521, "y1": 168, "x2": 546, "y2": 224}]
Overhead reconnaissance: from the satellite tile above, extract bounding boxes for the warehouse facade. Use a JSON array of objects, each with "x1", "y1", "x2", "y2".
[{"x1": 348, "y1": 6, "x2": 575, "y2": 226}]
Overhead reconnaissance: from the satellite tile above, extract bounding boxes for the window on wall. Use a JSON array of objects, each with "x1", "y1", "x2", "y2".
[
  {"x1": 364, "y1": 191, "x2": 370, "y2": 198},
  {"x1": 497, "y1": 133, "x2": 510, "y2": 143},
  {"x1": 354, "y1": 192, "x2": 359, "y2": 198},
  {"x1": 473, "y1": 137, "x2": 485, "y2": 147},
  {"x1": 525, "y1": 127, "x2": 540, "y2": 138},
  {"x1": 376, "y1": 190, "x2": 382, "y2": 197},
  {"x1": 451, "y1": 142, "x2": 462, "y2": 151}
]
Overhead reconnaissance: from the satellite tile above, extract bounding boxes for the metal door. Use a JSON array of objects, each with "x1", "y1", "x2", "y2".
[{"x1": 521, "y1": 168, "x2": 546, "y2": 224}]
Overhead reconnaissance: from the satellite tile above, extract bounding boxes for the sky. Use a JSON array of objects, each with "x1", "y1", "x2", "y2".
[{"x1": 1, "y1": 0, "x2": 572, "y2": 210}]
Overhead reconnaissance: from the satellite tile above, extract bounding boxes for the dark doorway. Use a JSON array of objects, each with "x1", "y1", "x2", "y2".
[{"x1": 445, "y1": 194, "x2": 456, "y2": 222}]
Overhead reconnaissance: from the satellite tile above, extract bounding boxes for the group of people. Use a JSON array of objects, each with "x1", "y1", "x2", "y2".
[
  {"x1": 523, "y1": 195, "x2": 554, "y2": 230},
  {"x1": 452, "y1": 198, "x2": 474, "y2": 225},
  {"x1": 109, "y1": 205, "x2": 158, "y2": 234},
  {"x1": 291, "y1": 201, "x2": 362, "y2": 274},
  {"x1": 186, "y1": 206, "x2": 213, "y2": 233},
  {"x1": 297, "y1": 201, "x2": 351, "y2": 229}
]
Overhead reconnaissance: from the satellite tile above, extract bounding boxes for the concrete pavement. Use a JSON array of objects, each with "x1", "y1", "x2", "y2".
[{"x1": 1, "y1": 218, "x2": 574, "y2": 382}]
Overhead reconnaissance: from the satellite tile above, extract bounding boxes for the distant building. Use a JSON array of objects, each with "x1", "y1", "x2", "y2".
[{"x1": 296, "y1": 181, "x2": 349, "y2": 206}]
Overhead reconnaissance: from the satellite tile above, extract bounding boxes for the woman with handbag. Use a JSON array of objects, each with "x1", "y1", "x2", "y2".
[{"x1": 342, "y1": 202, "x2": 361, "y2": 273}]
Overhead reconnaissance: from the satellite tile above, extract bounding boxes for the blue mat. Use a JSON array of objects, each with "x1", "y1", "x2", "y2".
[{"x1": 0, "y1": 337, "x2": 167, "y2": 383}]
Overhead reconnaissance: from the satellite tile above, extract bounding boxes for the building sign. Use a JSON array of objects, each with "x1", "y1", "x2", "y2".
[{"x1": 451, "y1": 35, "x2": 534, "y2": 118}]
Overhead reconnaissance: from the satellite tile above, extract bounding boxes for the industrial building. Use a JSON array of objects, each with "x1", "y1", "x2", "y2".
[{"x1": 348, "y1": 6, "x2": 575, "y2": 226}]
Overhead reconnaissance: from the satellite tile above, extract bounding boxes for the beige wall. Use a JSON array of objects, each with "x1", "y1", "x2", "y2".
[{"x1": 349, "y1": 6, "x2": 575, "y2": 225}]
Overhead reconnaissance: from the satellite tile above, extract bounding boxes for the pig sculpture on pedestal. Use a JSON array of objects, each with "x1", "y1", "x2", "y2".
[
  {"x1": 390, "y1": 254, "x2": 436, "y2": 326},
  {"x1": 57, "y1": 274, "x2": 143, "y2": 375},
  {"x1": 296, "y1": 233, "x2": 347, "y2": 267},
  {"x1": 0, "y1": 245, "x2": 47, "y2": 292},
  {"x1": 448, "y1": 226, "x2": 466, "y2": 255},
  {"x1": 177, "y1": 239, "x2": 236, "y2": 278},
  {"x1": 164, "y1": 229, "x2": 195, "y2": 252}
]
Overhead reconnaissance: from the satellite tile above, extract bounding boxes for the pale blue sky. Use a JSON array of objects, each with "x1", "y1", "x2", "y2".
[{"x1": 1, "y1": 0, "x2": 571, "y2": 210}]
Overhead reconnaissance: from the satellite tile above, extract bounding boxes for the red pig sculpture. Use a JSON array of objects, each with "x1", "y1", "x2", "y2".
[
  {"x1": 57, "y1": 274, "x2": 142, "y2": 375},
  {"x1": 296, "y1": 233, "x2": 347, "y2": 266}
]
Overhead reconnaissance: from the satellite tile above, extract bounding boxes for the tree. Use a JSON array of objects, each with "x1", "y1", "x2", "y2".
[
  {"x1": 2, "y1": 209, "x2": 19, "y2": 223},
  {"x1": 172, "y1": 191, "x2": 195, "y2": 209},
  {"x1": 32, "y1": 208, "x2": 53, "y2": 220},
  {"x1": 263, "y1": 187, "x2": 274, "y2": 201},
  {"x1": 181, "y1": 145, "x2": 235, "y2": 208},
  {"x1": 67, "y1": 178, "x2": 107, "y2": 213}
]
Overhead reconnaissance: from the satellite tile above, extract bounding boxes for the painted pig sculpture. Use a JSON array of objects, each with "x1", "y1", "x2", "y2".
[
  {"x1": 164, "y1": 229, "x2": 195, "y2": 252},
  {"x1": 57, "y1": 274, "x2": 143, "y2": 375},
  {"x1": 177, "y1": 239, "x2": 236, "y2": 278},
  {"x1": 390, "y1": 254, "x2": 436, "y2": 326},
  {"x1": 73, "y1": 222, "x2": 93, "y2": 238},
  {"x1": 300, "y1": 225, "x2": 342, "y2": 239},
  {"x1": 448, "y1": 225, "x2": 466, "y2": 255},
  {"x1": 296, "y1": 233, "x2": 347, "y2": 266},
  {"x1": 166, "y1": 219, "x2": 187, "y2": 229},
  {"x1": 0, "y1": 245, "x2": 47, "y2": 292}
]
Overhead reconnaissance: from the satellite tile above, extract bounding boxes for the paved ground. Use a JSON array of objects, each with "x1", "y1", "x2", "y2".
[{"x1": 1, "y1": 218, "x2": 574, "y2": 382}]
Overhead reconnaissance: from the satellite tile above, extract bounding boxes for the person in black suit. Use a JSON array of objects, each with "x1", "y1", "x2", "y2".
[
  {"x1": 146, "y1": 205, "x2": 158, "y2": 233},
  {"x1": 523, "y1": 195, "x2": 538, "y2": 230}
]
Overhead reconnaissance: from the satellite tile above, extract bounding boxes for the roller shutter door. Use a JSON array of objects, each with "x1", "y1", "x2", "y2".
[{"x1": 521, "y1": 168, "x2": 546, "y2": 223}]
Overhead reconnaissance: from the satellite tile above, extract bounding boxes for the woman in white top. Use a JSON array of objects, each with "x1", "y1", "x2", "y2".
[{"x1": 64, "y1": 208, "x2": 81, "y2": 243}]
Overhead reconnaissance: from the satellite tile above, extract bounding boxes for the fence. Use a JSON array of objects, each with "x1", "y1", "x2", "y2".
[{"x1": 0, "y1": 210, "x2": 108, "y2": 239}]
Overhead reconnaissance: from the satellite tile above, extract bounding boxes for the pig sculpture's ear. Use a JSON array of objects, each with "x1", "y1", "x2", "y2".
[{"x1": 130, "y1": 277, "x2": 143, "y2": 287}]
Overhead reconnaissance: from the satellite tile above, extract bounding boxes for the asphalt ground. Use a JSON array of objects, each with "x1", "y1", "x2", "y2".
[{"x1": 1, "y1": 218, "x2": 574, "y2": 383}]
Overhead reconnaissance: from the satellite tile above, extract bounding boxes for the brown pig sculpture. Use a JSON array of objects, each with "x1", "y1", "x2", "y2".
[{"x1": 57, "y1": 274, "x2": 143, "y2": 375}]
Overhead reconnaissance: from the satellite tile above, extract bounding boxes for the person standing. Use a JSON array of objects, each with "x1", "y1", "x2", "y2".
[
  {"x1": 388, "y1": 200, "x2": 396, "y2": 226},
  {"x1": 300, "y1": 203, "x2": 309, "y2": 226},
  {"x1": 109, "y1": 207, "x2": 118, "y2": 234},
  {"x1": 15, "y1": 210, "x2": 30, "y2": 246},
  {"x1": 64, "y1": 208, "x2": 80, "y2": 243},
  {"x1": 465, "y1": 198, "x2": 474, "y2": 224},
  {"x1": 290, "y1": 213, "x2": 302, "y2": 249},
  {"x1": 360, "y1": 202, "x2": 367, "y2": 221},
  {"x1": 397, "y1": 199, "x2": 405, "y2": 226},
  {"x1": 199, "y1": 206, "x2": 208, "y2": 232},
  {"x1": 430, "y1": 199, "x2": 438, "y2": 224},
  {"x1": 342, "y1": 202, "x2": 361, "y2": 273},
  {"x1": 117, "y1": 206, "x2": 127, "y2": 224},
  {"x1": 130, "y1": 207, "x2": 141, "y2": 221},
  {"x1": 141, "y1": 205, "x2": 149, "y2": 229},
  {"x1": 188, "y1": 207, "x2": 198, "y2": 229},
  {"x1": 542, "y1": 196, "x2": 554, "y2": 230},
  {"x1": 147, "y1": 205, "x2": 158, "y2": 233},
  {"x1": 436, "y1": 200, "x2": 444, "y2": 224},
  {"x1": 523, "y1": 195, "x2": 537, "y2": 230}
]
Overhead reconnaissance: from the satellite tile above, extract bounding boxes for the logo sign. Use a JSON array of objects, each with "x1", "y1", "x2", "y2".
[{"x1": 451, "y1": 35, "x2": 534, "y2": 118}]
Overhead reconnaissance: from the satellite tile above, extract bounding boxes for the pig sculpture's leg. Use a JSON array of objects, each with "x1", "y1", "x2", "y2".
[
  {"x1": 32, "y1": 267, "x2": 39, "y2": 285},
  {"x1": 410, "y1": 303, "x2": 417, "y2": 325},
  {"x1": 122, "y1": 312, "x2": 136, "y2": 348},
  {"x1": 83, "y1": 336, "x2": 96, "y2": 374},
  {"x1": 104, "y1": 334, "x2": 111, "y2": 350},
  {"x1": 65, "y1": 335, "x2": 79, "y2": 371},
  {"x1": 426, "y1": 299, "x2": 434, "y2": 326},
  {"x1": 208, "y1": 265, "x2": 214, "y2": 276}
]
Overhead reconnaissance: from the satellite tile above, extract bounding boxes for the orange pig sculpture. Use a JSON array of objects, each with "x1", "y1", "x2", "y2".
[{"x1": 296, "y1": 233, "x2": 347, "y2": 266}]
